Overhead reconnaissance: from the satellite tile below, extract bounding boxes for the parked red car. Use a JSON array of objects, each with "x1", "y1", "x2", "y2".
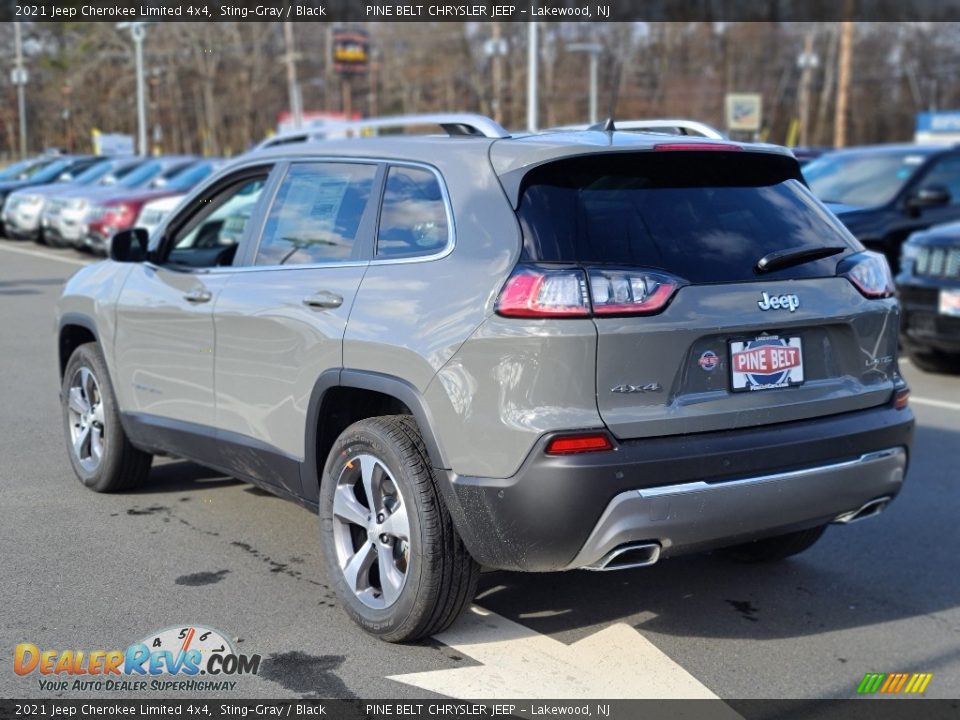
[{"x1": 83, "y1": 160, "x2": 221, "y2": 254}]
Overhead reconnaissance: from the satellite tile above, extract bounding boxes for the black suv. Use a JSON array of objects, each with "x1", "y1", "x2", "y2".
[
  {"x1": 897, "y1": 221, "x2": 960, "y2": 372},
  {"x1": 803, "y1": 144, "x2": 960, "y2": 273}
]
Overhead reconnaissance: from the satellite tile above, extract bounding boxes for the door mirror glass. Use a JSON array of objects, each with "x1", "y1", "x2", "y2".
[
  {"x1": 110, "y1": 228, "x2": 150, "y2": 263},
  {"x1": 907, "y1": 185, "x2": 951, "y2": 210}
]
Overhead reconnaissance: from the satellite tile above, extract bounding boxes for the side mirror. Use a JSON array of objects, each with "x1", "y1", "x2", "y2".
[
  {"x1": 907, "y1": 185, "x2": 951, "y2": 210},
  {"x1": 57, "y1": 172, "x2": 73, "y2": 182},
  {"x1": 109, "y1": 228, "x2": 150, "y2": 263}
]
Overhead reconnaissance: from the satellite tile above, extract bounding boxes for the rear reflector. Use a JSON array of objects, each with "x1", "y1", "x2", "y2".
[
  {"x1": 546, "y1": 433, "x2": 614, "y2": 455},
  {"x1": 653, "y1": 143, "x2": 743, "y2": 152},
  {"x1": 894, "y1": 388, "x2": 910, "y2": 410}
]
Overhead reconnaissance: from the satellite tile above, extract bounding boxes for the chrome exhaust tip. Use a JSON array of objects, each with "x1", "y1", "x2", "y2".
[
  {"x1": 833, "y1": 496, "x2": 892, "y2": 524},
  {"x1": 584, "y1": 542, "x2": 661, "y2": 571}
]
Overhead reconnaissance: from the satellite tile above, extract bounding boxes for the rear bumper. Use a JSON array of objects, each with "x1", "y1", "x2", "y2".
[
  {"x1": 445, "y1": 403, "x2": 914, "y2": 571},
  {"x1": 566, "y1": 448, "x2": 904, "y2": 569}
]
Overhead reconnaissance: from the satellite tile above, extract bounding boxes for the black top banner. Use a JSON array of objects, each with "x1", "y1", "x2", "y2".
[{"x1": 7, "y1": 0, "x2": 960, "y2": 22}]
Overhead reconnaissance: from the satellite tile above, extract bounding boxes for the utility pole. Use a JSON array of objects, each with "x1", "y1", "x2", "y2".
[
  {"x1": 834, "y1": 20, "x2": 854, "y2": 148},
  {"x1": 117, "y1": 22, "x2": 149, "y2": 156},
  {"x1": 569, "y1": 42, "x2": 603, "y2": 125},
  {"x1": 13, "y1": 22, "x2": 28, "y2": 158},
  {"x1": 527, "y1": 19, "x2": 538, "y2": 132},
  {"x1": 488, "y1": 23, "x2": 506, "y2": 125},
  {"x1": 283, "y1": 22, "x2": 303, "y2": 129},
  {"x1": 796, "y1": 31, "x2": 818, "y2": 147}
]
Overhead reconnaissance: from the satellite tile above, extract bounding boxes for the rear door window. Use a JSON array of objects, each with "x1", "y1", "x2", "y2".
[{"x1": 517, "y1": 152, "x2": 858, "y2": 284}]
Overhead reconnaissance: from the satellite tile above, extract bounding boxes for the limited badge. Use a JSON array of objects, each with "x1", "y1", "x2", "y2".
[{"x1": 698, "y1": 350, "x2": 719, "y2": 371}]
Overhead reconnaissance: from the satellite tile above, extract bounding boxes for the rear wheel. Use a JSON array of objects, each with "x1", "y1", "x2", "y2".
[
  {"x1": 719, "y1": 525, "x2": 827, "y2": 563},
  {"x1": 62, "y1": 343, "x2": 152, "y2": 492},
  {"x1": 319, "y1": 415, "x2": 479, "y2": 642}
]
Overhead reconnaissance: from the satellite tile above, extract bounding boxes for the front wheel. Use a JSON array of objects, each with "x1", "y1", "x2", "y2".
[
  {"x1": 319, "y1": 415, "x2": 479, "y2": 642},
  {"x1": 61, "y1": 343, "x2": 152, "y2": 492}
]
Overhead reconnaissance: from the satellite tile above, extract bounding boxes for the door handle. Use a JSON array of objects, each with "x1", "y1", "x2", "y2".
[
  {"x1": 302, "y1": 291, "x2": 344, "y2": 310},
  {"x1": 183, "y1": 288, "x2": 213, "y2": 304}
]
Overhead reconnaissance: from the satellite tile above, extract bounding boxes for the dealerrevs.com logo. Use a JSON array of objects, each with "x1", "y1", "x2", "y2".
[{"x1": 14, "y1": 625, "x2": 260, "y2": 692}]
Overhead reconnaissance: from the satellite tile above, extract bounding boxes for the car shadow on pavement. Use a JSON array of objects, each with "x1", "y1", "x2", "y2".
[
  {"x1": 473, "y1": 423, "x2": 959, "y2": 642},
  {"x1": 128, "y1": 459, "x2": 242, "y2": 494},
  {"x1": 0, "y1": 277, "x2": 67, "y2": 295}
]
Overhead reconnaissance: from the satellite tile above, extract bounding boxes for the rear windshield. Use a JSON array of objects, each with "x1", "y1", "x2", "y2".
[{"x1": 517, "y1": 152, "x2": 858, "y2": 284}]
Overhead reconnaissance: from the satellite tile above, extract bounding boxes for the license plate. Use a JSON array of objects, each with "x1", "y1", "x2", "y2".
[
  {"x1": 730, "y1": 336, "x2": 804, "y2": 392},
  {"x1": 939, "y1": 289, "x2": 960, "y2": 317}
]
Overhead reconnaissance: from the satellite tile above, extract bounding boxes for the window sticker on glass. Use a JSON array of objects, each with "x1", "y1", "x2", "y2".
[{"x1": 255, "y1": 163, "x2": 375, "y2": 266}]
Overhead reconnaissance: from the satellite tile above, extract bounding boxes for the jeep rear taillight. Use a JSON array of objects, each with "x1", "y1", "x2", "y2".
[
  {"x1": 840, "y1": 251, "x2": 895, "y2": 299},
  {"x1": 588, "y1": 269, "x2": 682, "y2": 315},
  {"x1": 495, "y1": 267, "x2": 590, "y2": 317},
  {"x1": 495, "y1": 265, "x2": 683, "y2": 318}
]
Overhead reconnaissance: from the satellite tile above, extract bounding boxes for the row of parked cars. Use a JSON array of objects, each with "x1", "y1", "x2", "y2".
[
  {"x1": 0, "y1": 153, "x2": 221, "y2": 254},
  {"x1": 800, "y1": 144, "x2": 960, "y2": 372}
]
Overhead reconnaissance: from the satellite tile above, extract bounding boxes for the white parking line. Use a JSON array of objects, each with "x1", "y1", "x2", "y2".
[
  {"x1": 391, "y1": 605, "x2": 737, "y2": 706},
  {"x1": 0, "y1": 242, "x2": 90, "y2": 268},
  {"x1": 911, "y1": 396, "x2": 960, "y2": 413}
]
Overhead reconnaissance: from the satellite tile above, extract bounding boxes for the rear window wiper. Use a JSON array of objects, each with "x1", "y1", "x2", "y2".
[{"x1": 755, "y1": 245, "x2": 846, "y2": 274}]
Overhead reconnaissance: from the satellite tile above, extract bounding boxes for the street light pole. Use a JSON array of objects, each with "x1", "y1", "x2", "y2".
[
  {"x1": 568, "y1": 42, "x2": 603, "y2": 125},
  {"x1": 527, "y1": 19, "x2": 538, "y2": 132},
  {"x1": 283, "y1": 21, "x2": 303, "y2": 129},
  {"x1": 118, "y1": 22, "x2": 149, "y2": 155},
  {"x1": 13, "y1": 22, "x2": 27, "y2": 158}
]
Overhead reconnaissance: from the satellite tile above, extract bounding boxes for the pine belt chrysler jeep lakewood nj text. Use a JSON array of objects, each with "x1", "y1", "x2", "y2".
[{"x1": 55, "y1": 115, "x2": 914, "y2": 642}]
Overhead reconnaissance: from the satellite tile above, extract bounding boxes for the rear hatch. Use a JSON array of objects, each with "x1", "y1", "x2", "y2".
[{"x1": 508, "y1": 149, "x2": 900, "y2": 439}]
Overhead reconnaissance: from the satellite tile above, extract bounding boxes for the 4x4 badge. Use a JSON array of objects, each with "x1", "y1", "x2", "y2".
[
  {"x1": 757, "y1": 291, "x2": 800, "y2": 312},
  {"x1": 611, "y1": 383, "x2": 662, "y2": 394}
]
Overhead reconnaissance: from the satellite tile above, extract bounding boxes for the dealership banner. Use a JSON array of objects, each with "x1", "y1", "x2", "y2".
[{"x1": 9, "y1": 0, "x2": 960, "y2": 22}]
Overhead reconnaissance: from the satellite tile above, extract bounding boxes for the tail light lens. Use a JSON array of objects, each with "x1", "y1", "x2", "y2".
[
  {"x1": 496, "y1": 265, "x2": 683, "y2": 318},
  {"x1": 495, "y1": 267, "x2": 590, "y2": 317},
  {"x1": 589, "y1": 269, "x2": 682, "y2": 315},
  {"x1": 840, "y1": 251, "x2": 895, "y2": 298}
]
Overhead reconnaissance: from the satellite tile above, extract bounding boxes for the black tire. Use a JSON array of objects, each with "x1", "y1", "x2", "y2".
[
  {"x1": 719, "y1": 525, "x2": 827, "y2": 563},
  {"x1": 319, "y1": 415, "x2": 480, "y2": 642},
  {"x1": 906, "y1": 347, "x2": 959, "y2": 375},
  {"x1": 61, "y1": 343, "x2": 152, "y2": 492}
]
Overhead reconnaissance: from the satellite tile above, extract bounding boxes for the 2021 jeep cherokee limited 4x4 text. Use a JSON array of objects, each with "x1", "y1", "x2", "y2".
[{"x1": 56, "y1": 115, "x2": 914, "y2": 642}]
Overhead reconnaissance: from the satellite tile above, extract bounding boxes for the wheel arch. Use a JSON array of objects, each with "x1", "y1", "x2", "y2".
[
  {"x1": 301, "y1": 369, "x2": 451, "y2": 506},
  {"x1": 58, "y1": 313, "x2": 100, "y2": 378}
]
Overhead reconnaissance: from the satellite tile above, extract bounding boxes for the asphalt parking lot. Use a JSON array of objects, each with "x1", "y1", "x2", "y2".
[{"x1": 1, "y1": 237, "x2": 958, "y2": 701}]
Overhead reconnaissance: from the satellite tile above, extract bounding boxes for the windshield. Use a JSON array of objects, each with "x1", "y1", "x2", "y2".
[
  {"x1": 517, "y1": 152, "x2": 857, "y2": 284},
  {"x1": 29, "y1": 159, "x2": 75, "y2": 183},
  {"x1": 0, "y1": 157, "x2": 53, "y2": 181},
  {"x1": 803, "y1": 151, "x2": 931, "y2": 206},
  {"x1": 151, "y1": 162, "x2": 210, "y2": 191},
  {"x1": 117, "y1": 161, "x2": 164, "y2": 189},
  {"x1": 70, "y1": 159, "x2": 114, "y2": 185}
]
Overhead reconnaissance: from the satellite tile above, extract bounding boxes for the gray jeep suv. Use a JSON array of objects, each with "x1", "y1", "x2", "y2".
[{"x1": 55, "y1": 115, "x2": 914, "y2": 642}]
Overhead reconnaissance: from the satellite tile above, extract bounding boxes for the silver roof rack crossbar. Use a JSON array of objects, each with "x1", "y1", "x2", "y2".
[
  {"x1": 558, "y1": 119, "x2": 725, "y2": 139},
  {"x1": 275, "y1": 113, "x2": 510, "y2": 143}
]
